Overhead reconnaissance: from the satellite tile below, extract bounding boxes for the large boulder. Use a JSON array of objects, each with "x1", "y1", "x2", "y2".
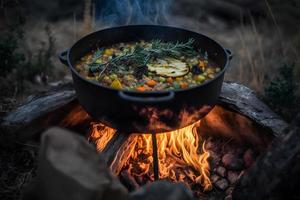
[
  {"x1": 34, "y1": 127, "x2": 128, "y2": 200},
  {"x1": 129, "y1": 181, "x2": 194, "y2": 200}
]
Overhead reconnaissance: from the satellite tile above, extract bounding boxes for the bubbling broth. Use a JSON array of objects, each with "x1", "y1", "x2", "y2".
[{"x1": 75, "y1": 39, "x2": 221, "y2": 91}]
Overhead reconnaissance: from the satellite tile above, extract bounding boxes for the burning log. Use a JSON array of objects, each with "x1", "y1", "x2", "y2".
[
  {"x1": 110, "y1": 135, "x2": 138, "y2": 175},
  {"x1": 119, "y1": 170, "x2": 140, "y2": 192},
  {"x1": 114, "y1": 124, "x2": 213, "y2": 191},
  {"x1": 232, "y1": 115, "x2": 300, "y2": 200},
  {"x1": 22, "y1": 127, "x2": 197, "y2": 200},
  {"x1": 101, "y1": 131, "x2": 130, "y2": 166}
]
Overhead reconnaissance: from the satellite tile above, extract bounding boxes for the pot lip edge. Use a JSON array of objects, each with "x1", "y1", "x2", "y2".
[{"x1": 65, "y1": 24, "x2": 231, "y2": 94}]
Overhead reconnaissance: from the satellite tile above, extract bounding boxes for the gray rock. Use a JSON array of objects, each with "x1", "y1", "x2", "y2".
[
  {"x1": 226, "y1": 187, "x2": 234, "y2": 195},
  {"x1": 215, "y1": 166, "x2": 227, "y2": 177},
  {"x1": 222, "y1": 153, "x2": 244, "y2": 170},
  {"x1": 210, "y1": 174, "x2": 221, "y2": 183},
  {"x1": 221, "y1": 143, "x2": 236, "y2": 155},
  {"x1": 234, "y1": 147, "x2": 244, "y2": 155},
  {"x1": 205, "y1": 137, "x2": 218, "y2": 151},
  {"x1": 237, "y1": 170, "x2": 245, "y2": 180},
  {"x1": 243, "y1": 149, "x2": 255, "y2": 168},
  {"x1": 129, "y1": 181, "x2": 194, "y2": 200},
  {"x1": 209, "y1": 151, "x2": 221, "y2": 168},
  {"x1": 36, "y1": 127, "x2": 128, "y2": 200},
  {"x1": 227, "y1": 171, "x2": 239, "y2": 184},
  {"x1": 214, "y1": 178, "x2": 229, "y2": 191}
]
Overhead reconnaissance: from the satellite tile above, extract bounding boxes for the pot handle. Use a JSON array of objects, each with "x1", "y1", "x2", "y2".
[
  {"x1": 59, "y1": 50, "x2": 69, "y2": 66},
  {"x1": 118, "y1": 91, "x2": 175, "y2": 103},
  {"x1": 225, "y1": 48, "x2": 233, "y2": 61}
]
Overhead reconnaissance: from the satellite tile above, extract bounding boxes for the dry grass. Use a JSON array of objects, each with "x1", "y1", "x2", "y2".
[
  {"x1": 0, "y1": 144, "x2": 38, "y2": 200},
  {"x1": 231, "y1": 22, "x2": 291, "y2": 93},
  {"x1": 226, "y1": 2, "x2": 299, "y2": 94}
]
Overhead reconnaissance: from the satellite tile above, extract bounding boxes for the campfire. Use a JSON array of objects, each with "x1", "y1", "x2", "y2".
[
  {"x1": 1, "y1": 82, "x2": 288, "y2": 200},
  {"x1": 1, "y1": 0, "x2": 298, "y2": 200},
  {"x1": 89, "y1": 121, "x2": 212, "y2": 192},
  {"x1": 48, "y1": 96, "x2": 276, "y2": 199}
]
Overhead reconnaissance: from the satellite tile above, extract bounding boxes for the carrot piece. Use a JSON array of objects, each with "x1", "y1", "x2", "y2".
[
  {"x1": 199, "y1": 60, "x2": 205, "y2": 68},
  {"x1": 136, "y1": 86, "x2": 146, "y2": 91},
  {"x1": 180, "y1": 82, "x2": 189, "y2": 89},
  {"x1": 146, "y1": 80, "x2": 157, "y2": 87},
  {"x1": 167, "y1": 77, "x2": 173, "y2": 84}
]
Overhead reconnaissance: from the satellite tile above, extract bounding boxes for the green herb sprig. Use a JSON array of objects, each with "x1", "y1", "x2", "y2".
[{"x1": 89, "y1": 38, "x2": 196, "y2": 77}]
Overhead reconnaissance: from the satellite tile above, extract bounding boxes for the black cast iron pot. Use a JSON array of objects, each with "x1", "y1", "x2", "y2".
[{"x1": 59, "y1": 25, "x2": 233, "y2": 134}]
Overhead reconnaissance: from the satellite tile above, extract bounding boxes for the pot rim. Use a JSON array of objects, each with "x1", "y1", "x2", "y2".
[{"x1": 65, "y1": 24, "x2": 232, "y2": 94}]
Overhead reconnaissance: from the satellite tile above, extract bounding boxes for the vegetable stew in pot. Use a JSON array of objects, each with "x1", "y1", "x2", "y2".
[{"x1": 75, "y1": 39, "x2": 221, "y2": 91}]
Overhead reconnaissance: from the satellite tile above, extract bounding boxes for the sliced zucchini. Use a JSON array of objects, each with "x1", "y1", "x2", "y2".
[{"x1": 147, "y1": 58, "x2": 189, "y2": 77}]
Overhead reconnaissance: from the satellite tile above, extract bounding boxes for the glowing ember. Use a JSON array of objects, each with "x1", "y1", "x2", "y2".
[{"x1": 89, "y1": 121, "x2": 212, "y2": 192}]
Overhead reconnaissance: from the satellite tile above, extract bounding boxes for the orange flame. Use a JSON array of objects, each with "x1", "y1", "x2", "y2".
[
  {"x1": 88, "y1": 122, "x2": 116, "y2": 151},
  {"x1": 90, "y1": 121, "x2": 212, "y2": 192}
]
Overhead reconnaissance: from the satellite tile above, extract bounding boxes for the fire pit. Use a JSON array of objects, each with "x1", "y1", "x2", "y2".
[
  {"x1": 89, "y1": 121, "x2": 212, "y2": 192},
  {"x1": 0, "y1": 82, "x2": 287, "y2": 200}
]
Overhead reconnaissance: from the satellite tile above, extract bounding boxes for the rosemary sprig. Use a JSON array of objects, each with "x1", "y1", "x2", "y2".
[
  {"x1": 89, "y1": 38, "x2": 196, "y2": 77},
  {"x1": 150, "y1": 38, "x2": 196, "y2": 59},
  {"x1": 89, "y1": 48, "x2": 104, "y2": 64}
]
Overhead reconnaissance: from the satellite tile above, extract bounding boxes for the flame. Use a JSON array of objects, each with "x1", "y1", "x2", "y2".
[
  {"x1": 88, "y1": 122, "x2": 116, "y2": 151},
  {"x1": 90, "y1": 121, "x2": 212, "y2": 192},
  {"x1": 133, "y1": 105, "x2": 213, "y2": 133},
  {"x1": 60, "y1": 105, "x2": 91, "y2": 127}
]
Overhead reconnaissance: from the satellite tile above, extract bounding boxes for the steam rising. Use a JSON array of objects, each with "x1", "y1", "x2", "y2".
[{"x1": 95, "y1": 0, "x2": 172, "y2": 26}]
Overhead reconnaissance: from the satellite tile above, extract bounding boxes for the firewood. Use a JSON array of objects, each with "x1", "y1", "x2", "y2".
[
  {"x1": 120, "y1": 170, "x2": 140, "y2": 191},
  {"x1": 101, "y1": 131, "x2": 130, "y2": 166},
  {"x1": 0, "y1": 82, "x2": 287, "y2": 144}
]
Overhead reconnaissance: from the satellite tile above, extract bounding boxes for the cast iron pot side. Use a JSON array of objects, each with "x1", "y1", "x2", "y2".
[{"x1": 59, "y1": 25, "x2": 233, "y2": 134}]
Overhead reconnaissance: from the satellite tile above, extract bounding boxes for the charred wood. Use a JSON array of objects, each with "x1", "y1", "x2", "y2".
[
  {"x1": 119, "y1": 170, "x2": 140, "y2": 192},
  {"x1": 101, "y1": 131, "x2": 130, "y2": 166}
]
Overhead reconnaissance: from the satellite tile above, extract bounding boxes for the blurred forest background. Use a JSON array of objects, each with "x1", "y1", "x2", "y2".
[{"x1": 0, "y1": 0, "x2": 300, "y2": 122}]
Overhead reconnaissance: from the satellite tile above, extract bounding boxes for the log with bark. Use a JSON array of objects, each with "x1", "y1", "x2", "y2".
[
  {"x1": 0, "y1": 82, "x2": 287, "y2": 143},
  {"x1": 101, "y1": 131, "x2": 130, "y2": 166}
]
